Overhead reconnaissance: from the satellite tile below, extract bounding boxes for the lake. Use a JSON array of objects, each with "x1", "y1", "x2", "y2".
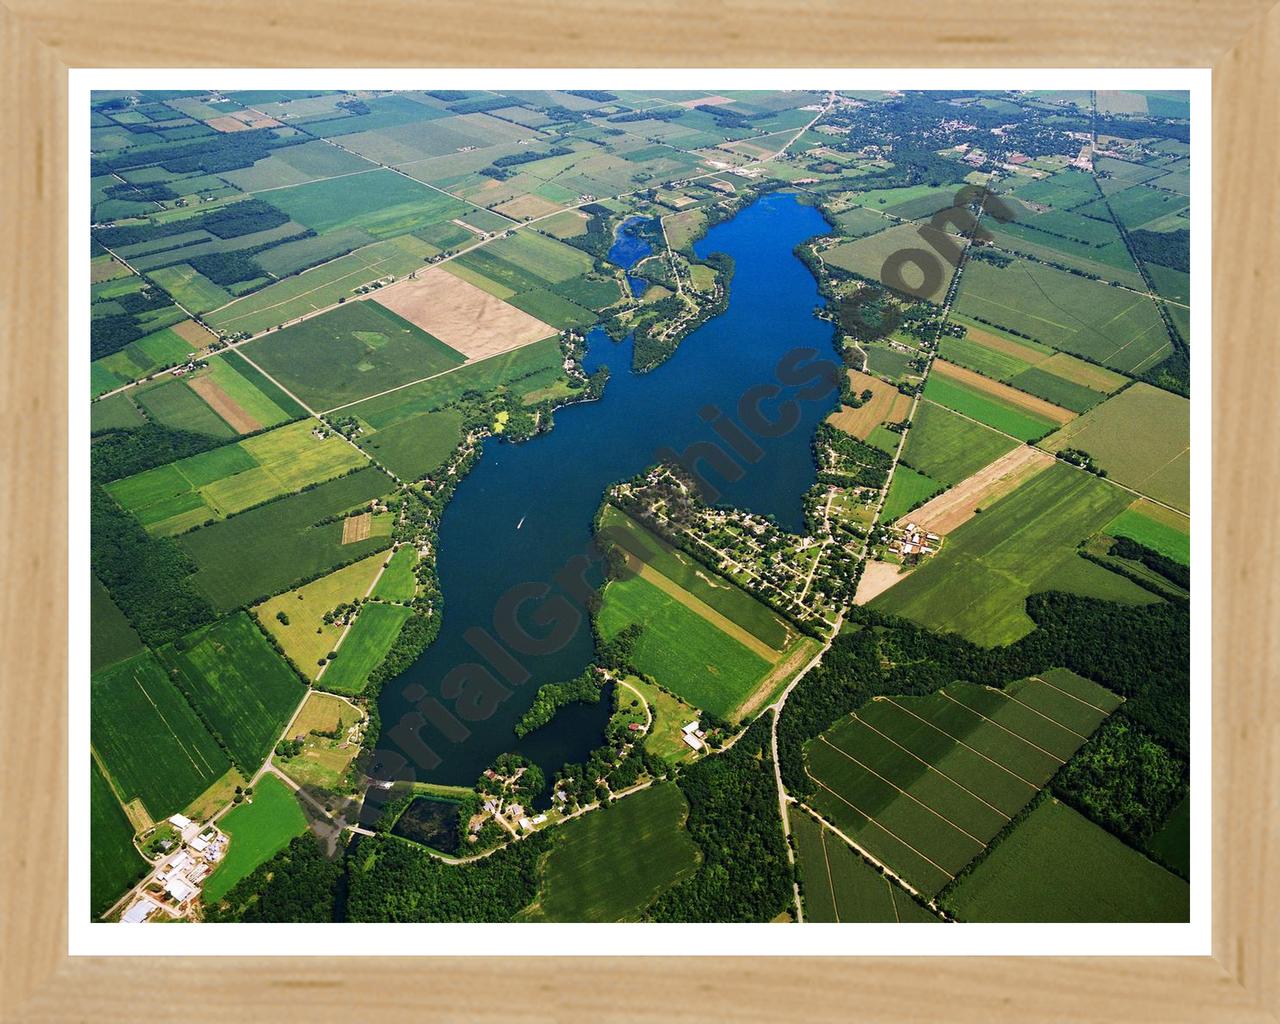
[
  {"x1": 609, "y1": 215, "x2": 655, "y2": 298},
  {"x1": 373, "y1": 191, "x2": 838, "y2": 788}
]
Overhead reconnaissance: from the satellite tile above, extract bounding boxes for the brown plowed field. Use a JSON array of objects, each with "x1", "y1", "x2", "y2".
[
  {"x1": 187, "y1": 374, "x2": 261, "y2": 434},
  {"x1": 932, "y1": 360, "x2": 1075, "y2": 424},
  {"x1": 827, "y1": 370, "x2": 913, "y2": 439},
  {"x1": 900, "y1": 444, "x2": 1054, "y2": 534}
]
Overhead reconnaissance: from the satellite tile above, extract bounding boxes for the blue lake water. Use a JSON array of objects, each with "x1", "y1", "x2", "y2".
[
  {"x1": 609, "y1": 215, "x2": 654, "y2": 297},
  {"x1": 373, "y1": 192, "x2": 839, "y2": 788}
]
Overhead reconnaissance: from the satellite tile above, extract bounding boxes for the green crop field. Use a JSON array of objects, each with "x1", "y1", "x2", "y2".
[
  {"x1": 1106, "y1": 504, "x2": 1190, "y2": 565},
  {"x1": 198, "y1": 354, "x2": 298, "y2": 429},
  {"x1": 134, "y1": 378, "x2": 237, "y2": 439},
  {"x1": 824, "y1": 223, "x2": 951, "y2": 303},
  {"x1": 1041, "y1": 384, "x2": 1190, "y2": 514},
  {"x1": 91, "y1": 651, "x2": 230, "y2": 820},
  {"x1": 944, "y1": 798, "x2": 1189, "y2": 921},
  {"x1": 1007, "y1": 169, "x2": 1101, "y2": 210},
  {"x1": 1005, "y1": 366, "x2": 1105, "y2": 413},
  {"x1": 937, "y1": 335, "x2": 1033, "y2": 380},
  {"x1": 1147, "y1": 794, "x2": 1190, "y2": 877},
  {"x1": 356, "y1": 407, "x2": 463, "y2": 481},
  {"x1": 518, "y1": 783, "x2": 700, "y2": 922},
  {"x1": 108, "y1": 420, "x2": 367, "y2": 533},
  {"x1": 320, "y1": 602, "x2": 412, "y2": 694},
  {"x1": 203, "y1": 773, "x2": 310, "y2": 903},
  {"x1": 90, "y1": 758, "x2": 148, "y2": 917},
  {"x1": 90, "y1": 574, "x2": 143, "y2": 672},
  {"x1": 149, "y1": 264, "x2": 234, "y2": 314},
  {"x1": 882, "y1": 465, "x2": 942, "y2": 522},
  {"x1": 792, "y1": 812, "x2": 937, "y2": 922},
  {"x1": 157, "y1": 613, "x2": 306, "y2": 774},
  {"x1": 178, "y1": 467, "x2": 394, "y2": 610},
  {"x1": 239, "y1": 301, "x2": 465, "y2": 411},
  {"x1": 954, "y1": 259, "x2": 1171, "y2": 373},
  {"x1": 901, "y1": 402, "x2": 1019, "y2": 487},
  {"x1": 480, "y1": 230, "x2": 595, "y2": 284},
  {"x1": 255, "y1": 553, "x2": 387, "y2": 678},
  {"x1": 92, "y1": 325, "x2": 197, "y2": 394},
  {"x1": 91, "y1": 393, "x2": 147, "y2": 432},
  {"x1": 345, "y1": 337, "x2": 565, "y2": 429},
  {"x1": 598, "y1": 574, "x2": 771, "y2": 719},
  {"x1": 261, "y1": 168, "x2": 470, "y2": 238},
  {"x1": 206, "y1": 235, "x2": 437, "y2": 336},
  {"x1": 922, "y1": 377, "x2": 1058, "y2": 442},
  {"x1": 600, "y1": 505, "x2": 792, "y2": 651},
  {"x1": 872, "y1": 463, "x2": 1153, "y2": 645},
  {"x1": 371, "y1": 547, "x2": 417, "y2": 602},
  {"x1": 803, "y1": 673, "x2": 1117, "y2": 896}
]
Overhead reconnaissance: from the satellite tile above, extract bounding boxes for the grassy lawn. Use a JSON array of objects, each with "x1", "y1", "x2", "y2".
[
  {"x1": 203, "y1": 773, "x2": 309, "y2": 903},
  {"x1": 517, "y1": 783, "x2": 700, "y2": 921},
  {"x1": 944, "y1": 798, "x2": 1189, "y2": 922},
  {"x1": 623, "y1": 675, "x2": 698, "y2": 764}
]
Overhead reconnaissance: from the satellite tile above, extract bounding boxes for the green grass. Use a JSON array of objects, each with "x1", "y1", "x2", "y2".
[
  {"x1": 944, "y1": 798, "x2": 1189, "y2": 921},
  {"x1": 1040, "y1": 383, "x2": 1190, "y2": 514},
  {"x1": 90, "y1": 574, "x2": 143, "y2": 672},
  {"x1": 371, "y1": 547, "x2": 417, "y2": 602},
  {"x1": 824, "y1": 223, "x2": 950, "y2": 303},
  {"x1": 866, "y1": 424, "x2": 902, "y2": 455},
  {"x1": 1005, "y1": 366, "x2": 1105, "y2": 413},
  {"x1": 219, "y1": 351, "x2": 309, "y2": 418},
  {"x1": 900, "y1": 402, "x2": 1019, "y2": 487},
  {"x1": 871, "y1": 463, "x2": 1150, "y2": 646},
  {"x1": 482, "y1": 231, "x2": 596, "y2": 284},
  {"x1": 1007, "y1": 169, "x2": 1101, "y2": 210},
  {"x1": 881, "y1": 465, "x2": 942, "y2": 522},
  {"x1": 239, "y1": 301, "x2": 465, "y2": 410},
  {"x1": 157, "y1": 612, "x2": 306, "y2": 774},
  {"x1": 937, "y1": 335, "x2": 1033, "y2": 380},
  {"x1": 261, "y1": 168, "x2": 469, "y2": 238},
  {"x1": 506, "y1": 287, "x2": 597, "y2": 330},
  {"x1": 792, "y1": 812, "x2": 937, "y2": 922},
  {"x1": 954, "y1": 259, "x2": 1170, "y2": 374},
  {"x1": 346, "y1": 336, "x2": 565, "y2": 429},
  {"x1": 598, "y1": 574, "x2": 771, "y2": 719},
  {"x1": 1105, "y1": 507, "x2": 1190, "y2": 566},
  {"x1": 203, "y1": 773, "x2": 309, "y2": 903},
  {"x1": 320, "y1": 602, "x2": 413, "y2": 694},
  {"x1": 923, "y1": 376, "x2": 1057, "y2": 442},
  {"x1": 90, "y1": 758, "x2": 148, "y2": 917},
  {"x1": 518, "y1": 783, "x2": 700, "y2": 922},
  {"x1": 199, "y1": 356, "x2": 292, "y2": 428},
  {"x1": 599, "y1": 505, "x2": 792, "y2": 651},
  {"x1": 178, "y1": 467, "x2": 394, "y2": 610},
  {"x1": 356, "y1": 408, "x2": 463, "y2": 481},
  {"x1": 134, "y1": 378, "x2": 237, "y2": 439},
  {"x1": 91, "y1": 651, "x2": 230, "y2": 820},
  {"x1": 1147, "y1": 794, "x2": 1190, "y2": 877}
]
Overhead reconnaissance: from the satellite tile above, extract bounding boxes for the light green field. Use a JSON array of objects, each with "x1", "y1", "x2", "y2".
[
  {"x1": 881, "y1": 465, "x2": 941, "y2": 522},
  {"x1": 599, "y1": 505, "x2": 792, "y2": 651},
  {"x1": 261, "y1": 168, "x2": 470, "y2": 238},
  {"x1": 198, "y1": 356, "x2": 293, "y2": 429},
  {"x1": 517, "y1": 783, "x2": 700, "y2": 922},
  {"x1": 157, "y1": 612, "x2": 306, "y2": 774},
  {"x1": 149, "y1": 264, "x2": 233, "y2": 314},
  {"x1": 133, "y1": 378, "x2": 237, "y2": 439},
  {"x1": 598, "y1": 574, "x2": 772, "y2": 719},
  {"x1": 107, "y1": 420, "x2": 367, "y2": 533},
  {"x1": 92, "y1": 326, "x2": 197, "y2": 394},
  {"x1": 1105, "y1": 503, "x2": 1191, "y2": 565},
  {"x1": 871, "y1": 463, "x2": 1154, "y2": 646},
  {"x1": 239, "y1": 301, "x2": 465, "y2": 411},
  {"x1": 206, "y1": 235, "x2": 437, "y2": 335},
  {"x1": 922, "y1": 376, "x2": 1058, "y2": 442},
  {"x1": 371, "y1": 547, "x2": 417, "y2": 602},
  {"x1": 944, "y1": 798, "x2": 1189, "y2": 922},
  {"x1": 824, "y1": 223, "x2": 951, "y2": 303},
  {"x1": 1040, "y1": 383, "x2": 1190, "y2": 514},
  {"x1": 621, "y1": 675, "x2": 699, "y2": 764},
  {"x1": 900, "y1": 402, "x2": 1019, "y2": 487},
  {"x1": 320, "y1": 602, "x2": 413, "y2": 694},
  {"x1": 203, "y1": 773, "x2": 309, "y2": 903},
  {"x1": 355, "y1": 407, "x2": 463, "y2": 481},
  {"x1": 255, "y1": 553, "x2": 388, "y2": 679}
]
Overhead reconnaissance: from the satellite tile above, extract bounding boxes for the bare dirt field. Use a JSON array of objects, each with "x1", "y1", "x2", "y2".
[
  {"x1": 172, "y1": 319, "x2": 213, "y2": 347},
  {"x1": 206, "y1": 116, "x2": 254, "y2": 133},
  {"x1": 341, "y1": 513, "x2": 372, "y2": 545},
  {"x1": 901, "y1": 444, "x2": 1055, "y2": 534},
  {"x1": 933, "y1": 359, "x2": 1075, "y2": 424},
  {"x1": 680, "y1": 95, "x2": 735, "y2": 107},
  {"x1": 494, "y1": 194, "x2": 565, "y2": 221},
  {"x1": 372, "y1": 268, "x2": 556, "y2": 361},
  {"x1": 188, "y1": 374, "x2": 261, "y2": 433},
  {"x1": 962, "y1": 324, "x2": 1046, "y2": 362},
  {"x1": 854, "y1": 559, "x2": 910, "y2": 604},
  {"x1": 451, "y1": 218, "x2": 487, "y2": 236},
  {"x1": 827, "y1": 369, "x2": 913, "y2": 438}
]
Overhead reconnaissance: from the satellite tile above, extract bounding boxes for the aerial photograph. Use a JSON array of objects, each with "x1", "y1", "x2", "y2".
[{"x1": 86, "y1": 86, "x2": 1192, "y2": 926}]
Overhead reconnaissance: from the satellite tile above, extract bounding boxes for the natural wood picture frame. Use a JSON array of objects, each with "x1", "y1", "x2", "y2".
[{"x1": 2, "y1": 2, "x2": 1276, "y2": 1019}]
